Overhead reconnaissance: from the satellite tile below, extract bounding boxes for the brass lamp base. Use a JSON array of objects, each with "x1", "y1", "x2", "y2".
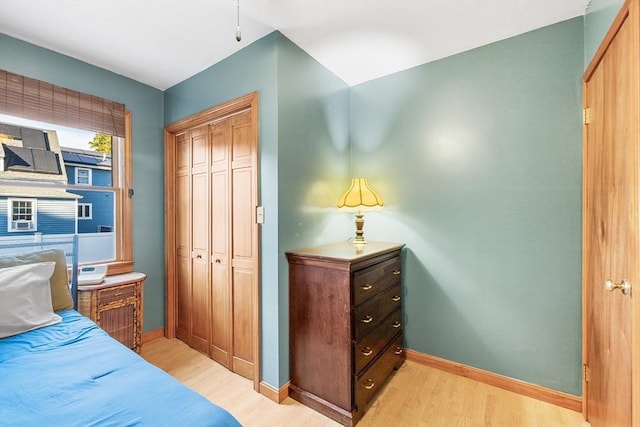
[{"x1": 353, "y1": 211, "x2": 366, "y2": 244}]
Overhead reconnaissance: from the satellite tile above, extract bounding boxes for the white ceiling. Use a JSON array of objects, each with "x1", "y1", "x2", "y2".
[{"x1": 0, "y1": 0, "x2": 589, "y2": 91}]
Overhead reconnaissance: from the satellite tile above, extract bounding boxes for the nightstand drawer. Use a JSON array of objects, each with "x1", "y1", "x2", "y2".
[
  {"x1": 98, "y1": 284, "x2": 137, "y2": 306},
  {"x1": 353, "y1": 257, "x2": 401, "y2": 306},
  {"x1": 355, "y1": 334, "x2": 404, "y2": 413},
  {"x1": 354, "y1": 283, "x2": 401, "y2": 339},
  {"x1": 354, "y1": 308, "x2": 402, "y2": 374}
]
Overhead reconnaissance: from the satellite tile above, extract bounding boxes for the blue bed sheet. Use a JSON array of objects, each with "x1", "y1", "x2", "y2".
[{"x1": 0, "y1": 310, "x2": 241, "y2": 426}]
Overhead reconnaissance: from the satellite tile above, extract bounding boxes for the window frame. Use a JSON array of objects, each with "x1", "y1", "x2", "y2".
[
  {"x1": 78, "y1": 202, "x2": 93, "y2": 220},
  {"x1": 7, "y1": 198, "x2": 37, "y2": 232},
  {"x1": 75, "y1": 167, "x2": 92, "y2": 185},
  {"x1": 0, "y1": 71, "x2": 133, "y2": 275},
  {"x1": 0, "y1": 114, "x2": 133, "y2": 275}
]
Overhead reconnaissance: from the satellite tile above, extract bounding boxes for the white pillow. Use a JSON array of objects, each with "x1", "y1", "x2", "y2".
[{"x1": 0, "y1": 262, "x2": 62, "y2": 338}]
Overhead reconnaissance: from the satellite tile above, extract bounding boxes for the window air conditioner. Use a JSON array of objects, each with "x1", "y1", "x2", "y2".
[{"x1": 12, "y1": 220, "x2": 33, "y2": 230}]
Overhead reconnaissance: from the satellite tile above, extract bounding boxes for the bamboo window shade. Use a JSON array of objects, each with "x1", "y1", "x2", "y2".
[{"x1": 0, "y1": 70, "x2": 125, "y2": 137}]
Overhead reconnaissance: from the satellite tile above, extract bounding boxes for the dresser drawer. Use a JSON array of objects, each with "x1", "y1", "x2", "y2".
[
  {"x1": 355, "y1": 334, "x2": 404, "y2": 413},
  {"x1": 354, "y1": 308, "x2": 402, "y2": 374},
  {"x1": 97, "y1": 284, "x2": 137, "y2": 306},
  {"x1": 354, "y1": 283, "x2": 401, "y2": 339},
  {"x1": 353, "y1": 257, "x2": 401, "y2": 306}
]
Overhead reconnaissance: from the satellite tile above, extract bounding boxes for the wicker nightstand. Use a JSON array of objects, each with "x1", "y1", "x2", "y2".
[{"x1": 78, "y1": 272, "x2": 145, "y2": 353}]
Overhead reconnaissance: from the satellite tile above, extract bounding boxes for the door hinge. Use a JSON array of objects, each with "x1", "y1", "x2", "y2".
[
  {"x1": 583, "y1": 108, "x2": 591, "y2": 125},
  {"x1": 583, "y1": 364, "x2": 590, "y2": 382}
]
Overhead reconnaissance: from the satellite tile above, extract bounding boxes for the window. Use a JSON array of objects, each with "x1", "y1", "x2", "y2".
[
  {"x1": 0, "y1": 70, "x2": 133, "y2": 274},
  {"x1": 78, "y1": 203, "x2": 92, "y2": 219},
  {"x1": 75, "y1": 168, "x2": 92, "y2": 185},
  {"x1": 8, "y1": 198, "x2": 37, "y2": 232}
]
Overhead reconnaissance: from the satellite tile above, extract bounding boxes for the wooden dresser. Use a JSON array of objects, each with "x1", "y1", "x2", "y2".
[
  {"x1": 286, "y1": 242, "x2": 405, "y2": 426},
  {"x1": 78, "y1": 272, "x2": 145, "y2": 353}
]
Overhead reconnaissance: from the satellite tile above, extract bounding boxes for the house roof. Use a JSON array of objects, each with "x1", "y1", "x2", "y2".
[
  {"x1": 61, "y1": 147, "x2": 112, "y2": 169},
  {"x1": 0, "y1": 185, "x2": 82, "y2": 200},
  {"x1": 0, "y1": 122, "x2": 69, "y2": 184}
]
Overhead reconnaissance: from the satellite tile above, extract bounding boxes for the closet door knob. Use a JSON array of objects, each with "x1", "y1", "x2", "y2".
[{"x1": 605, "y1": 279, "x2": 631, "y2": 295}]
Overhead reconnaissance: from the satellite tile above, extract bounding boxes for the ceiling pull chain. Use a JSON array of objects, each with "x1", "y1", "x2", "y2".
[{"x1": 235, "y1": 0, "x2": 242, "y2": 42}]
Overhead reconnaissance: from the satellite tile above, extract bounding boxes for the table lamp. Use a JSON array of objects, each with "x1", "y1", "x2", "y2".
[{"x1": 337, "y1": 178, "x2": 383, "y2": 244}]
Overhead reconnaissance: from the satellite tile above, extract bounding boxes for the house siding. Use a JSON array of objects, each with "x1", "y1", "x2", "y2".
[
  {"x1": 0, "y1": 197, "x2": 75, "y2": 236},
  {"x1": 65, "y1": 164, "x2": 114, "y2": 233},
  {"x1": 72, "y1": 189, "x2": 114, "y2": 233}
]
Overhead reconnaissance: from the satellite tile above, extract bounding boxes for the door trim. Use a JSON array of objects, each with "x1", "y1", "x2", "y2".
[{"x1": 164, "y1": 92, "x2": 260, "y2": 391}]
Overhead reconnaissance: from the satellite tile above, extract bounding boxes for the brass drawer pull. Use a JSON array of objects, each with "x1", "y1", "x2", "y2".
[
  {"x1": 394, "y1": 346, "x2": 403, "y2": 355},
  {"x1": 361, "y1": 315, "x2": 374, "y2": 324},
  {"x1": 391, "y1": 295, "x2": 401, "y2": 302},
  {"x1": 392, "y1": 320, "x2": 401, "y2": 328},
  {"x1": 392, "y1": 270, "x2": 401, "y2": 275},
  {"x1": 364, "y1": 379, "x2": 375, "y2": 390},
  {"x1": 361, "y1": 346, "x2": 373, "y2": 356},
  {"x1": 360, "y1": 284, "x2": 372, "y2": 290}
]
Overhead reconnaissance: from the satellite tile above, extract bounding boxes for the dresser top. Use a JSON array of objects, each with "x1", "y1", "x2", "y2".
[
  {"x1": 286, "y1": 241, "x2": 404, "y2": 263},
  {"x1": 77, "y1": 272, "x2": 147, "y2": 291}
]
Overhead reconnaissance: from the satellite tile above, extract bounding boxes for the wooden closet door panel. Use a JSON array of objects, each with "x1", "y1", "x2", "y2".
[
  {"x1": 231, "y1": 167, "x2": 255, "y2": 379},
  {"x1": 232, "y1": 168, "x2": 254, "y2": 259},
  {"x1": 210, "y1": 120, "x2": 231, "y2": 366},
  {"x1": 230, "y1": 110, "x2": 257, "y2": 381},
  {"x1": 175, "y1": 133, "x2": 191, "y2": 342},
  {"x1": 231, "y1": 111, "x2": 253, "y2": 169},
  {"x1": 190, "y1": 126, "x2": 210, "y2": 354},
  {"x1": 176, "y1": 133, "x2": 190, "y2": 175},
  {"x1": 191, "y1": 126, "x2": 209, "y2": 172},
  {"x1": 231, "y1": 268, "x2": 254, "y2": 379},
  {"x1": 191, "y1": 173, "x2": 210, "y2": 353}
]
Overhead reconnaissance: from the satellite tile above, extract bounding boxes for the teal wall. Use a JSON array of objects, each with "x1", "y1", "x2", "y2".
[
  {"x1": 275, "y1": 34, "x2": 351, "y2": 383},
  {"x1": 350, "y1": 18, "x2": 584, "y2": 395},
  {"x1": 0, "y1": 33, "x2": 166, "y2": 332},
  {"x1": 584, "y1": 0, "x2": 625, "y2": 66},
  {"x1": 1, "y1": 12, "x2": 590, "y2": 396},
  {"x1": 164, "y1": 32, "x2": 350, "y2": 386}
]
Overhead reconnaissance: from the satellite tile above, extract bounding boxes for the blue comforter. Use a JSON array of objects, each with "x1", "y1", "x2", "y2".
[{"x1": 0, "y1": 310, "x2": 241, "y2": 426}]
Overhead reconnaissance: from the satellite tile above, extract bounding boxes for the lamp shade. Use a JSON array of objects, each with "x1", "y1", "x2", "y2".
[{"x1": 337, "y1": 178, "x2": 383, "y2": 211}]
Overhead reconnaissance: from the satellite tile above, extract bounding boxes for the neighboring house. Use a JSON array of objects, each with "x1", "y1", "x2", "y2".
[
  {"x1": 62, "y1": 147, "x2": 114, "y2": 234},
  {"x1": 0, "y1": 122, "x2": 80, "y2": 237}
]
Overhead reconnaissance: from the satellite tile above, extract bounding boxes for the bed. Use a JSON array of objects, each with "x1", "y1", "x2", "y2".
[{"x1": 0, "y1": 239, "x2": 241, "y2": 427}]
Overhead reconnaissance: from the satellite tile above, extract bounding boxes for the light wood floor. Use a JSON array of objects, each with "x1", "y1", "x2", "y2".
[{"x1": 142, "y1": 338, "x2": 588, "y2": 427}]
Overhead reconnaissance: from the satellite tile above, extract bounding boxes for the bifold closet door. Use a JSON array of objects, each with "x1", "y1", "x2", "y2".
[
  {"x1": 175, "y1": 126, "x2": 211, "y2": 354},
  {"x1": 167, "y1": 92, "x2": 260, "y2": 389},
  {"x1": 209, "y1": 119, "x2": 231, "y2": 367},
  {"x1": 175, "y1": 131, "x2": 190, "y2": 344},
  {"x1": 208, "y1": 111, "x2": 256, "y2": 380},
  {"x1": 229, "y1": 111, "x2": 256, "y2": 380}
]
